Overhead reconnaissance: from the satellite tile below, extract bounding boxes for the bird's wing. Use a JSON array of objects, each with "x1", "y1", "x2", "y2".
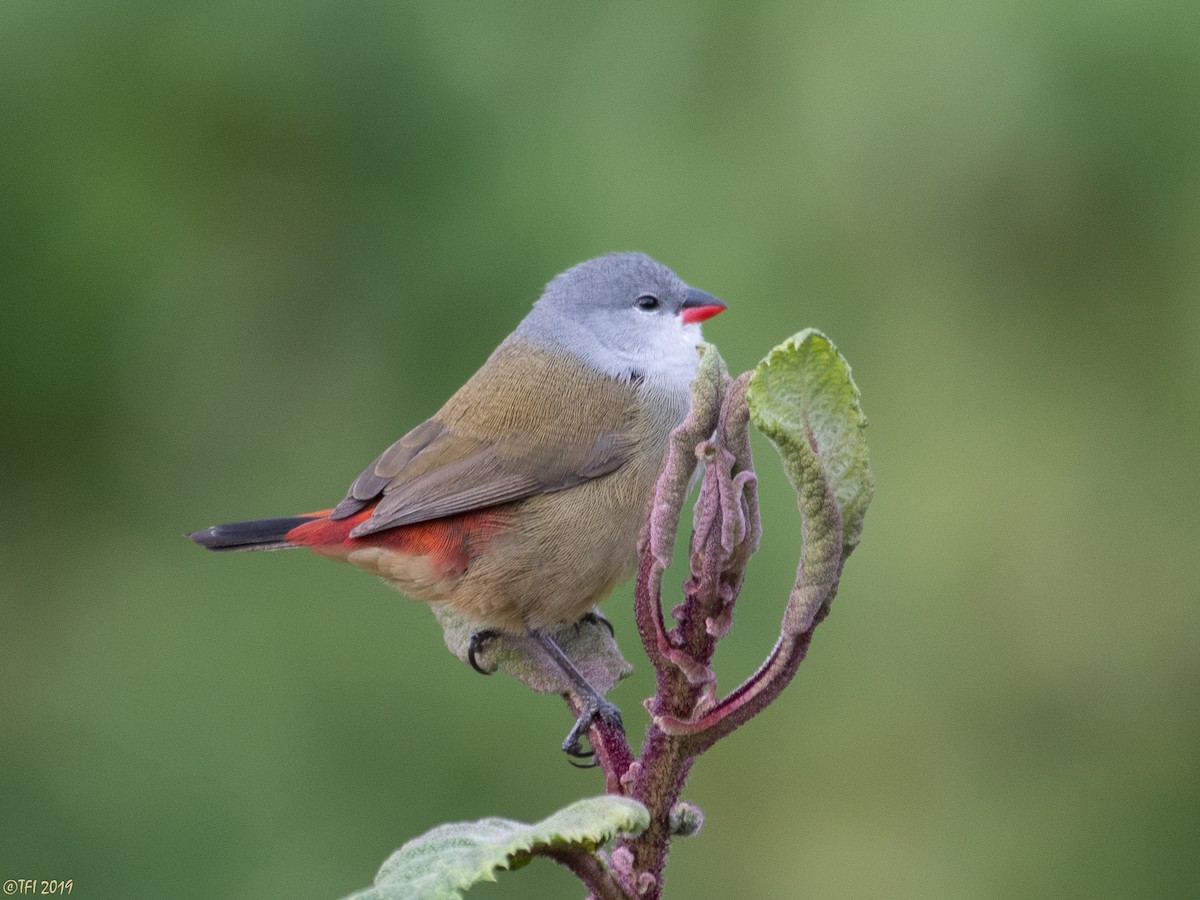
[{"x1": 331, "y1": 336, "x2": 638, "y2": 536}]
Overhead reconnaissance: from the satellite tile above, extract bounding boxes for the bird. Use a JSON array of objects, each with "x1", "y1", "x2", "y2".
[{"x1": 189, "y1": 252, "x2": 726, "y2": 758}]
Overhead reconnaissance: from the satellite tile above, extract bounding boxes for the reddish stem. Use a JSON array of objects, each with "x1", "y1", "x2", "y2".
[
  {"x1": 590, "y1": 361, "x2": 845, "y2": 899},
  {"x1": 592, "y1": 713, "x2": 637, "y2": 795},
  {"x1": 655, "y1": 626, "x2": 817, "y2": 754},
  {"x1": 542, "y1": 845, "x2": 630, "y2": 900},
  {"x1": 632, "y1": 547, "x2": 673, "y2": 679}
]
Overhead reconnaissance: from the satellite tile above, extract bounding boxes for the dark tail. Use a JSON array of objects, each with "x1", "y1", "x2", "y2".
[{"x1": 188, "y1": 514, "x2": 323, "y2": 551}]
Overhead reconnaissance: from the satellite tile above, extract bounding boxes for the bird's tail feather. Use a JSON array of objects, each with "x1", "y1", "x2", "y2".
[{"x1": 188, "y1": 514, "x2": 326, "y2": 551}]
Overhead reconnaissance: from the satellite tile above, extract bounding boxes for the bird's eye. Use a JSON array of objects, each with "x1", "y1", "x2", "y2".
[{"x1": 636, "y1": 294, "x2": 660, "y2": 311}]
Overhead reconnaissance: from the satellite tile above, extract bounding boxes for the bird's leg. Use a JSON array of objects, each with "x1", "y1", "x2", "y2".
[
  {"x1": 467, "y1": 629, "x2": 498, "y2": 675},
  {"x1": 528, "y1": 627, "x2": 624, "y2": 759}
]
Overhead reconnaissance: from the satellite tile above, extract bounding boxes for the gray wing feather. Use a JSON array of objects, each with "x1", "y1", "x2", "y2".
[
  {"x1": 346, "y1": 434, "x2": 629, "y2": 537},
  {"x1": 329, "y1": 338, "x2": 638, "y2": 534},
  {"x1": 332, "y1": 422, "x2": 631, "y2": 535},
  {"x1": 330, "y1": 419, "x2": 446, "y2": 519}
]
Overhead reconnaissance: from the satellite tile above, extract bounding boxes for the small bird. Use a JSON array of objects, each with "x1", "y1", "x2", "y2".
[{"x1": 189, "y1": 252, "x2": 726, "y2": 758}]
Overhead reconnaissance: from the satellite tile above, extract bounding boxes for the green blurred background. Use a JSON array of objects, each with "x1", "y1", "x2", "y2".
[{"x1": 2, "y1": 1, "x2": 1198, "y2": 897}]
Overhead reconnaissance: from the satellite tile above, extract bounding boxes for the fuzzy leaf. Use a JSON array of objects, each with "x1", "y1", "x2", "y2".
[
  {"x1": 747, "y1": 329, "x2": 874, "y2": 632},
  {"x1": 431, "y1": 603, "x2": 631, "y2": 696},
  {"x1": 343, "y1": 796, "x2": 650, "y2": 900}
]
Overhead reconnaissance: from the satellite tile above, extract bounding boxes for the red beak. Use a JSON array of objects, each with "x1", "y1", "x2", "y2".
[{"x1": 681, "y1": 287, "x2": 727, "y2": 325}]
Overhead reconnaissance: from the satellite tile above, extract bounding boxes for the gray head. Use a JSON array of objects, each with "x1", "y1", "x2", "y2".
[{"x1": 519, "y1": 252, "x2": 726, "y2": 380}]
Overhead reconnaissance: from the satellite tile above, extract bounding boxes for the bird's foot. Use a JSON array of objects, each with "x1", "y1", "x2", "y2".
[
  {"x1": 524, "y1": 623, "x2": 624, "y2": 765},
  {"x1": 562, "y1": 696, "x2": 624, "y2": 764},
  {"x1": 467, "y1": 629, "x2": 498, "y2": 675}
]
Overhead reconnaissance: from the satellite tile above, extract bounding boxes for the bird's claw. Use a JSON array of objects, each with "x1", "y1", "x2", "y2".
[
  {"x1": 562, "y1": 697, "x2": 624, "y2": 763},
  {"x1": 467, "y1": 629, "x2": 498, "y2": 675},
  {"x1": 577, "y1": 610, "x2": 615, "y2": 638},
  {"x1": 566, "y1": 750, "x2": 599, "y2": 769}
]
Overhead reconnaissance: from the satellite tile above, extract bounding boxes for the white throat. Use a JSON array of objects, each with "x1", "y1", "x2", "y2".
[{"x1": 518, "y1": 306, "x2": 703, "y2": 394}]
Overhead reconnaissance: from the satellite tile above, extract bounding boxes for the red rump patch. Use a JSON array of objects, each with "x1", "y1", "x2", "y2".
[{"x1": 285, "y1": 505, "x2": 509, "y2": 578}]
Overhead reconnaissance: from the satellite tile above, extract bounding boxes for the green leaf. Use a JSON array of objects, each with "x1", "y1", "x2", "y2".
[
  {"x1": 343, "y1": 796, "x2": 650, "y2": 900},
  {"x1": 747, "y1": 329, "x2": 874, "y2": 633}
]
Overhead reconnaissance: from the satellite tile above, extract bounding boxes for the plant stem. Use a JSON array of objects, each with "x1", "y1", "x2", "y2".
[
  {"x1": 657, "y1": 625, "x2": 817, "y2": 754},
  {"x1": 543, "y1": 846, "x2": 632, "y2": 900},
  {"x1": 590, "y1": 707, "x2": 636, "y2": 795}
]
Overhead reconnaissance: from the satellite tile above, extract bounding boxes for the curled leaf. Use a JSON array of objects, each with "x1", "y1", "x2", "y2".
[
  {"x1": 747, "y1": 329, "x2": 874, "y2": 633},
  {"x1": 645, "y1": 343, "x2": 730, "y2": 567},
  {"x1": 635, "y1": 343, "x2": 729, "y2": 674},
  {"x1": 649, "y1": 330, "x2": 872, "y2": 748}
]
